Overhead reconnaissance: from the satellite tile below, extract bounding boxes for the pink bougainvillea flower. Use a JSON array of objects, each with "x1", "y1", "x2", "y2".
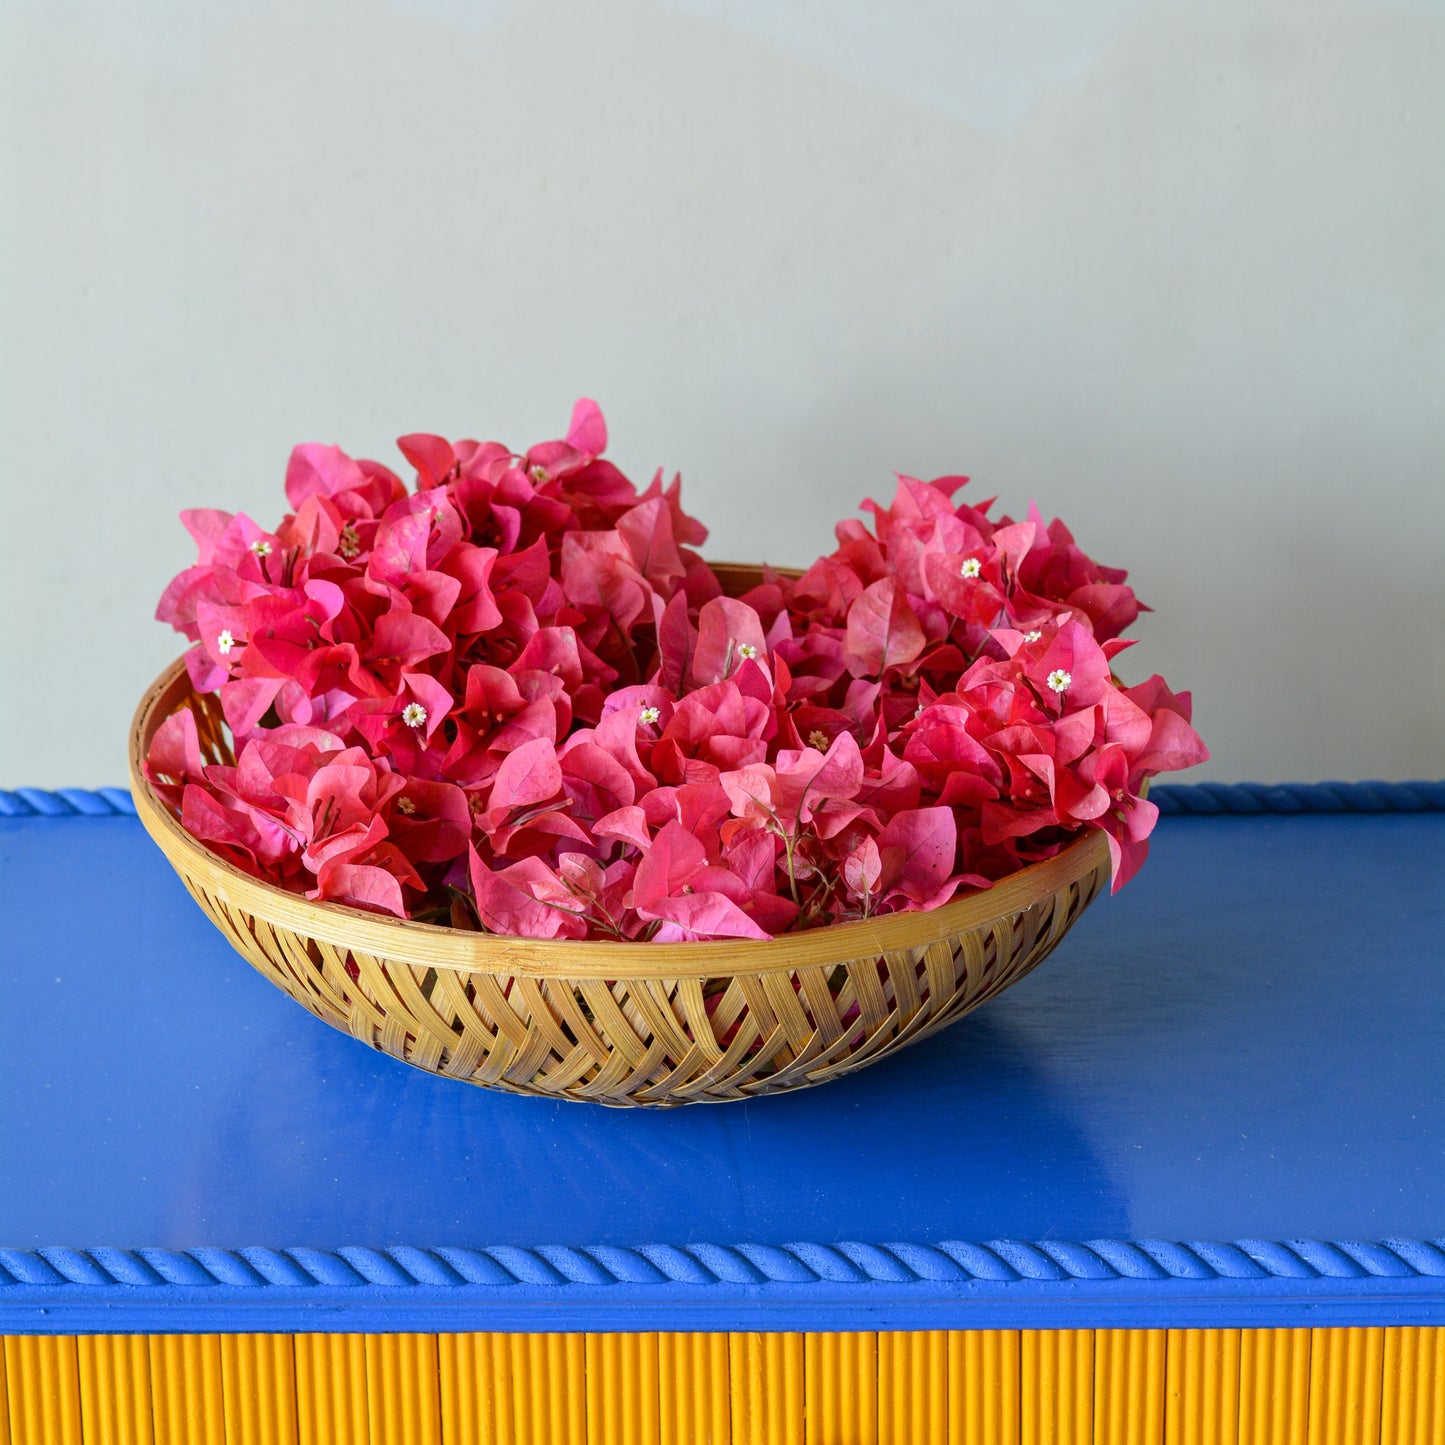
[
  {"x1": 842, "y1": 835, "x2": 883, "y2": 910},
  {"x1": 592, "y1": 804, "x2": 653, "y2": 854},
  {"x1": 486, "y1": 735, "x2": 564, "y2": 817},
  {"x1": 1074, "y1": 743, "x2": 1161, "y2": 890},
  {"x1": 385, "y1": 778, "x2": 472, "y2": 864},
  {"x1": 559, "y1": 739, "x2": 637, "y2": 830},
  {"x1": 312, "y1": 841, "x2": 423, "y2": 919},
  {"x1": 285, "y1": 443, "x2": 406, "y2": 520},
  {"x1": 1011, "y1": 512, "x2": 1142, "y2": 642},
  {"x1": 616, "y1": 495, "x2": 687, "y2": 595},
  {"x1": 691, "y1": 597, "x2": 771, "y2": 687},
  {"x1": 844, "y1": 577, "x2": 927, "y2": 678},
  {"x1": 565, "y1": 397, "x2": 608, "y2": 456},
  {"x1": 441, "y1": 543, "x2": 503, "y2": 635},
  {"x1": 443, "y1": 664, "x2": 566, "y2": 787},
  {"x1": 366, "y1": 492, "x2": 465, "y2": 590},
  {"x1": 180, "y1": 784, "x2": 273, "y2": 879},
  {"x1": 395, "y1": 433, "x2": 462, "y2": 490},
  {"x1": 873, "y1": 807, "x2": 962, "y2": 911},
  {"x1": 142, "y1": 707, "x2": 208, "y2": 811},
  {"x1": 631, "y1": 822, "x2": 771, "y2": 941},
  {"x1": 652, "y1": 679, "x2": 770, "y2": 781},
  {"x1": 1121, "y1": 676, "x2": 1208, "y2": 784},
  {"x1": 468, "y1": 848, "x2": 590, "y2": 940},
  {"x1": 471, "y1": 735, "x2": 590, "y2": 859},
  {"x1": 654, "y1": 589, "x2": 698, "y2": 696}
]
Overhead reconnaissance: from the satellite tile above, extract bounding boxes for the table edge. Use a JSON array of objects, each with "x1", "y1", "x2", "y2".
[{"x1": 5, "y1": 1238, "x2": 1444, "y2": 1335}]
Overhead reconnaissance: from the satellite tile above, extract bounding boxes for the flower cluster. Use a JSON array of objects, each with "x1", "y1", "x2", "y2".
[{"x1": 146, "y1": 401, "x2": 1207, "y2": 939}]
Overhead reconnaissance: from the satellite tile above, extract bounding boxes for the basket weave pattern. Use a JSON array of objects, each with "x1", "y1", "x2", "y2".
[{"x1": 129, "y1": 568, "x2": 1112, "y2": 1107}]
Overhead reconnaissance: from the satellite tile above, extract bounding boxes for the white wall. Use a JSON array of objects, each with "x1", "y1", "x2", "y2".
[{"x1": 2, "y1": 0, "x2": 1442, "y2": 788}]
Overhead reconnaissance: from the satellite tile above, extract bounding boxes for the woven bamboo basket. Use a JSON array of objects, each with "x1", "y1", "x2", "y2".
[{"x1": 128, "y1": 564, "x2": 1113, "y2": 1107}]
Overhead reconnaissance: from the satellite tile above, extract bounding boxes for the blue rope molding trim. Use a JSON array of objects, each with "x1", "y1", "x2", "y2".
[
  {"x1": 1151, "y1": 780, "x2": 1445, "y2": 814},
  {"x1": 3, "y1": 781, "x2": 1443, "y2": 819},
  {"x1": 0, "y1": 787, "x2": 137, "y2": 817},
  {"x1": 5, "y1": 1239, "x2": 1445, "y2": 1333},
  {"x1": 4, "y1": 1238, "x2": 1444, "y2": 1290}
]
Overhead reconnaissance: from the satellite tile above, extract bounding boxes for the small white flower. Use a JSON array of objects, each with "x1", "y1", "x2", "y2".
[
  {"x1": 249, "y1": 539, "x2": 272, "y2": 557},
  {"x1": 639, "y1": 706, "x2": 661, "y2": 726},
  {"x1": 959, "y1": 556, "x2": 982, "y2": 579},
  {"x1": 807, "y1": 729, "x2": 829, "y2": 751},
  {"x1": 1047, "y1": 669, "x2": 1072, "y2": 695},
  {"x1": 396, "y1": 796, "x2": 417, "y2": 816},
  {"x1": 1023, "y1": 630, "x2": 1042, "y2": 643},
  {"x1": 737, "y1": 642, "x2": 758, "y2": 660},
  {"x1": 529, "y1": 464, "x2": 548, "y2": 484},
  {"x1": 216, "y1": 629, "x2": 235, "y2": 656},
  {"x1": 401, "y1": 701, "x2": 428, "y2": 729}
]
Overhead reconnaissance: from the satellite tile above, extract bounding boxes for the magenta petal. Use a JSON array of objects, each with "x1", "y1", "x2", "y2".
[
  {"x1": 365, "y1": 612, "x2": 450, "y2": 668},
  {"x1": 312, "y1": 861, "x2": 408, "y2": 918},
  {"x1": 843, "y1": 836, "x2": 883, "y2": 901},
  {"x1": 593, "y1": 805, "x2": 652, "y2": 852},
  {"x1": 220, "y1": 677, "x2": 285, "y2": 738},
  {"x1": 655, "y1": 591, "x2": 697, "y2": 695},
  {"x1": 1135, "y1": 708, "x2": 1211, "y2": 777},
  {"x1": 184, "y1": 643, "x2": 229, "y2": 695},
  {"x1": 877, "y1": 806, "x2": 957, "y2": 901},
  {"x1": 566, "y1": 398, "x2": 608, "y2": 455},
  {"x1": 285, "y1": 443, "x2": 368, "y2": 509},
  {"x1": 844, "y1": 578, "x2": 926, "y2": 678},
  {"x1": 396, "y1": 433, "x2": 457, "y2": 487},
  {"x1": 692, "y1": 597, "x2": 769, "y2": 687},
  {"x1": 469, "y1": 849, "x2": 583, "y2": 939},
  {"x1": 632, "y1": 820, "x2": 706, "y2": 910},
  {"x1": 179, "y1": 509, "x2": 235, "y2": 565},
  {"x1": 646, "y1": 892, "x2": 770, "y2": 940},
  {"x1": 488, "y1": 736, "x2": 564, "y2": 814},
  {"x1": 145, "y1": 707, "x2": 205, "y2": 786}
]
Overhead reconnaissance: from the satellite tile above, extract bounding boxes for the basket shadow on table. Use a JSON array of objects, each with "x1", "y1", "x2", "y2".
[{"x1": 172, "y1": 986, "x2": 1132, "y2": 1249}]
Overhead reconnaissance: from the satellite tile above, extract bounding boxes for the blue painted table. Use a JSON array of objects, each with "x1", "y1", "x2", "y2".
[{"x1": 2, "y1": 784, "x2": 1443, "y2": 1337}]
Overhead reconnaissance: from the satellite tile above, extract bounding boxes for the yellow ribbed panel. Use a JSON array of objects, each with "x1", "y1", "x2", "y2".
[
  {"x1": 437, "y1": 1333, "x2": 492, "y2": 1444},
  {"x1": 438, "y1": 1332, "x2": 586, "y2": 1444},
  {"x1": 219, "y1": 1333, "x2": 298, "y2": 1445},
  {"x1": 3, "y1": 1336, "x2": 81, "y2": 1445},
  {"x1": 517, "y1": 1333, "x2": 587, "y2": 1444},
  {"x1": 1022, "y1": 1329, "x2": 1093, "y2": 1445},
  {"x1": 294, "y1": 1333, "x2": 369, "y2": 1444},
  {"x1": 804, "y1": 1332, "x2": 877, "y2": 1445},
  {"x1": 728, "y1": 1331, "x2": 803, "y2": 1445},
  {"x1": 1307, "y1": 1327, "x2": 1384, "y2": 1445},
  {"x1": 949, "y1": 1330, "x2": 1020, "y2": 1445},
  {"x1": 1238, "y1": 1327, "x2": 1309, "y2": 1445},
  {"x1": 586, "y1": 1332, "x2": 660, "y2": 1445},
  {"x1": 1382, "y1": 1327, "x2": 1445, "y2": 1445},
  {"x1": 77, "y1": 1334, "x2": 154, "y2": 1445},
  {"x1": 1093, "y1": 1329, "x2": 1165, "y2": 1445},
  {"x1": 8, "y1": 1324, "x2": 1445, "y2": 1442},
  {"x1": 364, "y1": 1334, "x2": 441, "y2": 1444},
  {"x1": 1164, "y1": 1328, "x2": 1240, "y2": 1445},
  {"x1": 148, "y1": 1334, "x2": 224, "y2": 1445},
  {"x1": 877, "y1": 1329, "x2": 946, "y2": 1444},
  {"x1": 659, "y1": 1333, "x2": 730, "y2": 1444}
]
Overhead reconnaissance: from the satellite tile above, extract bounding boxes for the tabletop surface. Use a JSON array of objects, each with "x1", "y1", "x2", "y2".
[{"x1": 2, "y1": 785, "x2": 1442, "y2": 1332}]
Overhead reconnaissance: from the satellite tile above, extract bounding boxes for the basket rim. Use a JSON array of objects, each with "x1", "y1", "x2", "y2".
[{"x1": 129, "y1": 655, "x2": 1113, "y2": 981}]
